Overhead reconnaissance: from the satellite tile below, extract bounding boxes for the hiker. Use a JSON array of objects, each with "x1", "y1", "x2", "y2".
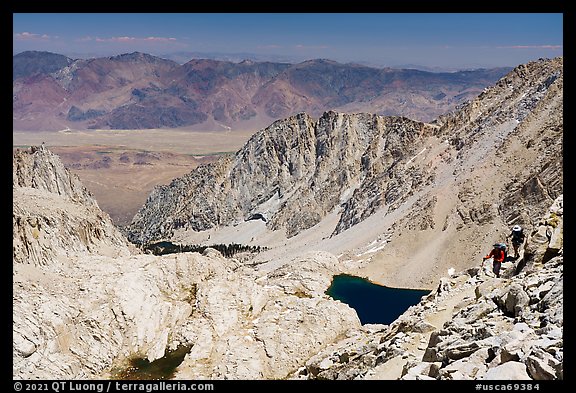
[
  {"x1": 483, "y1": 243, "x2": 506, "y2": 278},
  {"x1": 507, "y1": 225, "x2": 525, "y2": 258}
]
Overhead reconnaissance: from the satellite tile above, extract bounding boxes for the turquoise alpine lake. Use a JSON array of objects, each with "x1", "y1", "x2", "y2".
[{"x1": 326, "y1": 274, "x2": 430, "y2": 325}]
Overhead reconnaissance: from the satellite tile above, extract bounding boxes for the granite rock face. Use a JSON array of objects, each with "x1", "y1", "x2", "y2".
[
  {"x1": 127, "y1": 57, "x2": 562, "y2": 257},
  {"x1": 13, "y1": 145, "x2": 134, "y2": 267},
  {"x1": 14, "y1": 245, "x2": 360, "y2": 379},
  {"x1": 127, "y1": 112, "x2": 437, "y2": 243},
  {"x1": 434, "y1": 57, "x2": 563, "y2": 231},
  {"x1": 13, "y1": 146, "x2": 360, "y2": 379},
  {"x1": 293, "y1": 195, "x2": 563, "y2": 380}
]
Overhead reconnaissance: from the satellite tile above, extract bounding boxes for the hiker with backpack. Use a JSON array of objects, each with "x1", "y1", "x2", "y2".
[
  {"x1": 483, "y1": 243, "x2": 506, "y2": 278},
  {"x1": 507, "y1": 225, "x2": 525, "y2": 259}
]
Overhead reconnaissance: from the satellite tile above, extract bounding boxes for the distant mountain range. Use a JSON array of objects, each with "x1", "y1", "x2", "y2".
[{"x1": 13, "y1": 50, "x2": 512, "y2": 131}]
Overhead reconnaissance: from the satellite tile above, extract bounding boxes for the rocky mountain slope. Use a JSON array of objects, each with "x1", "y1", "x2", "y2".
[
  {"x1": 13, "y1": 56, "x2": 562, "y2": 380},
  {"x1": 13, "y1": 145, "x2": 361, "y2": 379},
  {"x1": 13, "y1": 144, "x2": 134, "y2": 266},
  {"x1": 12, "y1": 143, "x2": 563, "y2": 380},
  {"x1": 127, "y1": 57, "x2": 562, "y2": 293},
  {"x1": 127, "y1": 112, "x2": 438, "y2": 243},
  {"x1": 294, "y1": 195, "x2": 563, "y2": 380},
  {"x1": 13, "y1": 51, "x2": 509, "y2": 131}
]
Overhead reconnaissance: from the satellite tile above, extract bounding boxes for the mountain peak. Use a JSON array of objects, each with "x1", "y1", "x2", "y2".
[
  {"x1": 298, "y1": 58, "x2": 341, "y2": 67},
  {"x1": 13, "y1": 51, "x2": 73, "y2": 80},
  {"x1": 108, "y1": 51, "x2": 176, "y2": 65}
]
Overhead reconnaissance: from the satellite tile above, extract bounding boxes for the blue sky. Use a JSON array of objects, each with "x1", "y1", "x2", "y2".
[{"x1": 13, "y1": 13, "x2": 563, "y2": 69}]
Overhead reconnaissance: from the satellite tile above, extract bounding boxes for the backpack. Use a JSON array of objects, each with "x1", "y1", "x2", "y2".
[
  {"x1": 512, "y1": 229, "x2": 524, "y2": 242},
  {"x1": 495, "y1": 243, "x2": 507, "y2": 259}
]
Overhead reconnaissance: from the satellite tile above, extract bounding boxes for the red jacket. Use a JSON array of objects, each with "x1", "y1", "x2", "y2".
[{"x1": 485, "y1": 248, "x2": 505, "y2": 263}]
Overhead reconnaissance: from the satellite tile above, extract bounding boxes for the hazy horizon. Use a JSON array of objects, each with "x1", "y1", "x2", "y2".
[{"x1": 13, "y1": 13, "x2": 563, "y2": 70}]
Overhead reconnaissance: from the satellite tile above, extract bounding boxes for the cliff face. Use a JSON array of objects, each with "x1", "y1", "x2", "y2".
[
  {"x1": 13, "y1": 144, "x2": 96, "y2": 206},
  {"x1": 13, "y1": 145, "x2": 134, "y2": 266},
  {"x1": 127, "y1": 112, "x2": 437, "y2": 243}
]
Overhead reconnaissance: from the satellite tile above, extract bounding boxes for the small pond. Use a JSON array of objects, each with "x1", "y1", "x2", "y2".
[
  {"x1": 113, "y1": 344, "x2": 192, "y2": 380},
  {"x1": 326, "y1": 274, "x2": 430, "y2": 325}
]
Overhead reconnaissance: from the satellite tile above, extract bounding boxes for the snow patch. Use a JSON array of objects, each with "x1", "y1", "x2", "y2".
[{"x1": 405, "y1": 147, "x2": 427, "y2": 166}]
